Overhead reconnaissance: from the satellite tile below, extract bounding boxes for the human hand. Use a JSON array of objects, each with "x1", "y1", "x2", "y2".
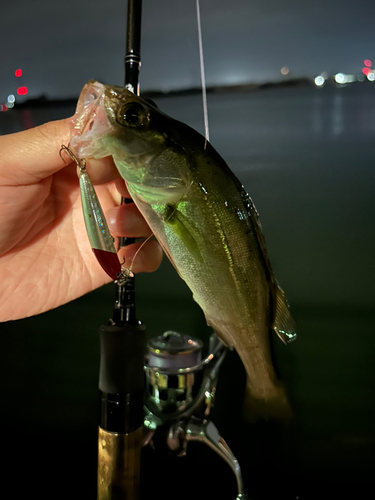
[{"x1": 0, "y1": 119, "x2": 162, "y2": 321}]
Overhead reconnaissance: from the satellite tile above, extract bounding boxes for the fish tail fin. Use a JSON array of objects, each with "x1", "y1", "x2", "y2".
[{"x1": 242, "y1": 378, "x2": 292, "y2": 423}]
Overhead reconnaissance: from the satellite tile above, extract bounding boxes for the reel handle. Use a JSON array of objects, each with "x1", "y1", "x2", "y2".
[{"x1": 167, "y1": 416, "x2": 248, "y2": 499}]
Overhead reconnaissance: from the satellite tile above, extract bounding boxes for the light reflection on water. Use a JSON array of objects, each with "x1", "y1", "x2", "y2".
[
  {"x1": 312, "y1": 92, "x2": 322, "y2": 134},
  {"x1": 332, "y1": 93, "x2": 343, "y2": 136}
]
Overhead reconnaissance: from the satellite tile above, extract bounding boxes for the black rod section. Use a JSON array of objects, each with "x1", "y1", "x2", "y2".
[
  {"x1": 100, "y1": 0, "x2": 144, "y2": 420},
  {"x1": 99, "y1": 322, "x2": 146, "y2": 434},
  {"x1": 115, "y1": 0, "x2": 143, "y2": 318},
  {"x1": 118, "y1": 0, "x2": 143, "y2": 254},
  {"x1": 125, "y1": 0, "x2": 142, "y2": 95}
]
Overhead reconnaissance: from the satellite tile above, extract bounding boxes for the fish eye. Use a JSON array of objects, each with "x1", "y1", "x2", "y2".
[{"x1": 116, "y1": 102, "x2": 149, "y2": 128}]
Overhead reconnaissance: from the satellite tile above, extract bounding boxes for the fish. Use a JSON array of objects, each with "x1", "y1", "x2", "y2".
[{"x1": 69, "y1": 80, "x2": 297, "y2": 420}]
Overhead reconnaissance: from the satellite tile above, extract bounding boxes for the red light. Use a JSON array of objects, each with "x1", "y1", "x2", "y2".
[
  {"x1": 1, "y1": 104, "x2": 8, "y2": 112},
  {"x1": 364, "y1": 59, "x2": 372, "y2": 68},
  {"x1": 17, "y1": 86, "x2": 28, "y2": 95},
  {"x1": 362, "y1": 67, "x2": 371, "y2": 76},
  {"x1": 15, "y1": 69, "x2": 22, "y2": 77}
]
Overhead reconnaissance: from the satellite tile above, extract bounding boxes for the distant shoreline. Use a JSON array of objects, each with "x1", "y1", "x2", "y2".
[
  {"x1": 12, "y1": 77, "x2": 315, "y2": 108},
  {"x1": 12, "y1": 77, "x2": 369, "y2": 108}
]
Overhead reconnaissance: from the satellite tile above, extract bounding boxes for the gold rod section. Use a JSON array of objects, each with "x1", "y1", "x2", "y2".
[{"x1": 97, "y1": 426, "x2": 142, "y2": 500}]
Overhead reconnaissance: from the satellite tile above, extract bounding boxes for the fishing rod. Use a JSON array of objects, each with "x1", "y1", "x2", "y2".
[
  {"x1": 95, "y1": 1, "x2": 250, "y2": 498},
  {"x1": 97, "y1": 1, "x2": 144, "y2": 499}
]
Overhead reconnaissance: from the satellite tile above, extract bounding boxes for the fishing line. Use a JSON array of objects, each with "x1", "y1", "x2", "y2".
[
  {"x1": 195, "y1": 0, "x2": 210, "y2": 147},
  {"x1": 128, "y1": 233, "x2": 153, "y2": 272},
  {"x1": 127, "y1": 3, "x2": 209, "y2": 270}
]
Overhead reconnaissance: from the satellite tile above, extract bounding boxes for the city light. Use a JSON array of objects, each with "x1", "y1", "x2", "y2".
[
  {"x1": 314, "y1": 75, "x2": 325, "y2": 86},
  {"x1": 280, "y1": 66, "x2": 290, "y2": 76},
  {"x1": 0, "y1": 104, "x2": 8, "y2": 112},
  {"x1": 362, "y1": 67, "x2": 371, "y2": 76},
  {"x1": 364, "y1": 59, "x2": 372, "y2": 67},
  {"x1": 333, "y1": 73, "x2": 356, "y2": 84},
  {"x1": 335, "y1": 73, "x2": 345, "y2": 84},
  {"x1": 15, "y1": 69, "x2": 22, "y2": 77},
  {"x1": 17, "y1": 86, "x2": 28, "y2": 95},
  {"x1": 367, "y1": 72, "x2": 375, "y2": 81},
  {"x1": 6, "y1": 94, "x2": 15, "y2": 109}
]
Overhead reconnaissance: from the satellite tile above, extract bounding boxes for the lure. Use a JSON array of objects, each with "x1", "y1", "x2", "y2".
[{"x1": 59, "y1": 145, "x2": 133, "y2": 285}]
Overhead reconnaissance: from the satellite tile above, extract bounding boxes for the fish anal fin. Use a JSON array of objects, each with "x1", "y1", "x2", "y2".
[{"x1": 273, "y1": 286, "x2": 297, "y2": 345}]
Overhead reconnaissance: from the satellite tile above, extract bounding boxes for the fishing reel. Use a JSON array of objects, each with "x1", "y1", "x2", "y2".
[{"x1": 143, "y1": 331, "x2": 248, "y2": 500}]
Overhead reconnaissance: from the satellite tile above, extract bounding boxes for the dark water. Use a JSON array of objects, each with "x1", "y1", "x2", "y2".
[{"x1": 0, "y1": 83, "x2": 374, "y2": 498}]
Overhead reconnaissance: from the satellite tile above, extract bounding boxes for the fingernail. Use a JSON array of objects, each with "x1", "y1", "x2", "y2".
[
  {"x1": 106, "y1": 207, "x2": 118, "y2": 231},
  {"x1": 106, "y1": 206, "x2": 138, "y2": 234}
]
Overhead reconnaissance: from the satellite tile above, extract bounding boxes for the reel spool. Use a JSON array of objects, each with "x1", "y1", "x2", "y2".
[
  {"x1": 145, "y1": 331, "x2": 204, "y2": 419},
  {"x1": 144, "y1": 331, "x2": 224, "y2": 426}
]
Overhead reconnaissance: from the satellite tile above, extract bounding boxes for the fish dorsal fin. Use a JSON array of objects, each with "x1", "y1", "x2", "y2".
[
  {"x1": 242, "y1": 190, "x2": 275, "y2": 283},
  {"x1": 273, "y1": 286, "x2": 297, "y2": 344},
  {"x1": 242, "y1": 189, "x2": 297, "y2": 345}
]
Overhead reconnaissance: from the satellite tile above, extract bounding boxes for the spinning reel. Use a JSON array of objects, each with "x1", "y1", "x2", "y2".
[{"x1": 143, "y1": 331, "x2": 248, "y2": 499}]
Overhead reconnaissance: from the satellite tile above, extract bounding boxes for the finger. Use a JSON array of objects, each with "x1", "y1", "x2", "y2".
[
  {"x1": 0, "y1": 119, "x2": 71, "y2": 185},
  {"x1": 118, "y1": 240, "x2": 163, "y2": 274},
  {"x1": 85, "y1": 157, "x2": 121, "y2": 185},
  {"x1": 106, "y1": 203, "x2": 152, "y2": 237},
  {"x1": 115, "y1": 178, "x2": 131, "y2": 198}
]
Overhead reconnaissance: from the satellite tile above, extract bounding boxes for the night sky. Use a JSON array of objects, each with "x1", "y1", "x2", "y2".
[{"x1": 1, "y1": 0, "x2": 375, "y2": 100}]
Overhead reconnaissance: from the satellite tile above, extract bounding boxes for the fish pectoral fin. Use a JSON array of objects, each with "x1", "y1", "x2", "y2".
[
  {"x1": 165, "y1": 208, "x2": 203, "y2": 263},
  {"x1": 272, "y1": 286, "x2": 297, "y2": 344}
]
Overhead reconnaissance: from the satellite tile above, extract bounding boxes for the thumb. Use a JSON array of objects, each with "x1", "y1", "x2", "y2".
[{"x1": 0, "y1": 118, "x2": 72, "y2": 185}]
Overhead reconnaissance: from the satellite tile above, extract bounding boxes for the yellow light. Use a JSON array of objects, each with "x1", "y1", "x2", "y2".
[{"x1": 280, "y1": 66, "x2": 289, "y2": 76}]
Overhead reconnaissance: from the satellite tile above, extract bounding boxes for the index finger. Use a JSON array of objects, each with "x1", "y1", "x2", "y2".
[{"x1": 0, "y1": 119, "x2": 71, "y2": 185}]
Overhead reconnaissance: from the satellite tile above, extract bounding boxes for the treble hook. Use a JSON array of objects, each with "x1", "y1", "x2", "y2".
[{"x1": 59, "y1": 144, "x2": 86, "y2": 172}]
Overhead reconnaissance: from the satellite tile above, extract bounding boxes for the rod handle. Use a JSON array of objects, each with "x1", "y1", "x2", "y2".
[{"x1": 97, "y1": 426, "x2": 142, "y2": 500}]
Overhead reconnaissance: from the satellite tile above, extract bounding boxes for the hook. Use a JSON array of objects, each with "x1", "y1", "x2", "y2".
[{"x1": 59, "y1": 144, "x2": 86, "y2": 172}]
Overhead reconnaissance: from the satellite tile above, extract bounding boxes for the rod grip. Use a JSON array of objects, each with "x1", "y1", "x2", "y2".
[
  {"x1": 99, "y1": 323, "x2": 146, "y2": 394},
  {"x1": 97, "y1": 426, "x2": 142, "y2": 500},
  {"x1": 99, "y1": 323, "x2": 146, "y2": 433}
]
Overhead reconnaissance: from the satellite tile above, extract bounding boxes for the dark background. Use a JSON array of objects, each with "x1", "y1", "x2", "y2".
[{"x1": 1, "y1": 1, "x2": 375, "y2": 498}]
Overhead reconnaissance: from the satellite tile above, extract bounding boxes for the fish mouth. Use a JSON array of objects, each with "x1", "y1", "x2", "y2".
[{"x1": 69, "y1": 80, "x2": 113, "y2": 159}]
